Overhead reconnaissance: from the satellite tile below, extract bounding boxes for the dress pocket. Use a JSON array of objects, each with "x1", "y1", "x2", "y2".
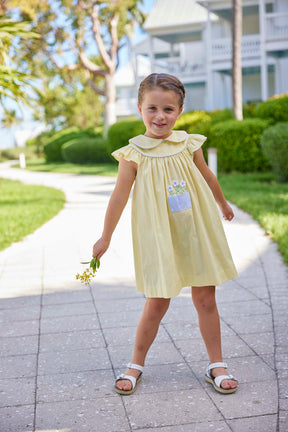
[{"x1": 168, "y1": 192, "x2": 192, "y2": 212}]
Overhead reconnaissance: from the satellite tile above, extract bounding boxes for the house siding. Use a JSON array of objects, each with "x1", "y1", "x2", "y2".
[{"x1": 115, "y1": 0, "x2": 288, "y2": 118}]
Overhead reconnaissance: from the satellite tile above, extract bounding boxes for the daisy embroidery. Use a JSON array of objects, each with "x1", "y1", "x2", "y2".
[{"x1": 168, "y1": 179, "x2": 188, "y2": 196}]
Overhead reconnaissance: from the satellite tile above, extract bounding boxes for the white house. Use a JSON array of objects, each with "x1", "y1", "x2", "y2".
[
  {"x1": 115, "y1": 0, "x2": 288, "y2": 117},
  {"x1": 115, "y1": 55, "x2": 151, "y2": 119}
]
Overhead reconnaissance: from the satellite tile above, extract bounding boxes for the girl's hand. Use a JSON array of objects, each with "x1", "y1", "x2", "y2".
[
  {"x1": 221, "y1": 203, "x2": 234, "y2": 221},
  {"x1": 93, "y1": 237, "x2": 110, "y2": 260}
]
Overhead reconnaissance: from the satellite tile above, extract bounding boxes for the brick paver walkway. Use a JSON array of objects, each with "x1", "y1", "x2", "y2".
[{"x1": 0, "y1": 163, "x2": 287, "y2": 432}]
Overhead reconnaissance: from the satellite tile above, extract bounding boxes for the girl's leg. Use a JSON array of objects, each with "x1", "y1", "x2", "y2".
[
  {"x1": 192, "y1": 286, "x2": 238, "y2": 390},
  {"x1": 116, "y1": 297, "x2": 170, "y2": 391}
]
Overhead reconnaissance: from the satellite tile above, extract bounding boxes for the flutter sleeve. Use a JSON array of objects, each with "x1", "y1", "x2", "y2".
[
  {"x1": 111, "y1": 144, "x2": 141, "y2": 164},
  {"x1": 187, "y1": 134, "x2": 207, "y2": 155}
]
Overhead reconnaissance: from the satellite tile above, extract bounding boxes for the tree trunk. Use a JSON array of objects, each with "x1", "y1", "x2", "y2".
[
  {"x1": 104, "y1": 72, "x2": 117, "y2": 136},
  {"x1": 232, "y1": 0, "x2": 243, "y2": 120}
]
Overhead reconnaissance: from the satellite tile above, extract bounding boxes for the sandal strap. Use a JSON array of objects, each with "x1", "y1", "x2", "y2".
[
  {"x1": 214, "y1": 374, "x2": 237, "y2": 388},
  {"x1": 207, "y1": 362, "x2": 227, "y2": 372},
  {"x1": 116, "y1": 373, "x2": 136, "y2": 389},
  {"x1": 127, "y1": 362, "x2": 144, "y2": 373}
]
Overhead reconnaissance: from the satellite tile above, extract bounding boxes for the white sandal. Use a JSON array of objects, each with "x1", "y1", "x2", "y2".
[
  {"x1": 114, "y1": 363, "x2": 144, "y2": 395},
  {"x1": 205, "y1": 362, "x2": 238, "y2": 394}
]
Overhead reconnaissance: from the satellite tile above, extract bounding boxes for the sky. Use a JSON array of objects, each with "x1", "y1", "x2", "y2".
[
  {"x1": 0, "y1": 0, "x2": 157, "y2": 149},
  {"x1": 118, "y1": 0, "x2": 156, "y2": 67}
]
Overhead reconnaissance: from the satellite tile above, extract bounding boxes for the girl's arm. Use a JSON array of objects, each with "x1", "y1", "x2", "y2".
[
  {"x1": 193, "y1": 148, "x2": 234, "y2": 221},
  {"x1": 92, "y1": 158, "x2": 138, "y2": 259}
]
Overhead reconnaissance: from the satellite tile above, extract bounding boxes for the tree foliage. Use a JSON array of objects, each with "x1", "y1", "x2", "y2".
[
  {"x1": 5, "y1": 0, "x2": 145, "y2": 129},
  {"x1": 0, "y1": 16, "x2": 40, "y2": 119},
  {"x1": 35, "y1": 81, "x2": 104, "y2": 129}
]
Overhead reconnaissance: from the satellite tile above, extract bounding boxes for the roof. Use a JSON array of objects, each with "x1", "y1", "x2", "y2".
[
  {"x1": 133, "y1": 37, "x2": 171, "y2": 56},
  {"x1": 143, "y1": 0, "x2": 210, "y2": 31}
]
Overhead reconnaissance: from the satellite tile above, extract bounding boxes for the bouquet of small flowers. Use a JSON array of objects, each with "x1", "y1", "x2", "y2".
[{"x1": 76, "y1": 257, "x2": 100, "y2": 285}]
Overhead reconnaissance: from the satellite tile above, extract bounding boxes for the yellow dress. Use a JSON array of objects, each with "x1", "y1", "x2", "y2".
[{"x1": 112, "y1": 130, "x2": 237, "y2": 298}]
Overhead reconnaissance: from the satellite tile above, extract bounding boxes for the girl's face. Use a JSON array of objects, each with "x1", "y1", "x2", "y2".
[{"x1": 138, "y1": 88, "x2": 183, "y2": 139}]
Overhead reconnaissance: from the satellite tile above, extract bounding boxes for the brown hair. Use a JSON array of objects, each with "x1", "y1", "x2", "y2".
[{"x1": 138, "y1": 73, "x2": 185, "y2": 108}]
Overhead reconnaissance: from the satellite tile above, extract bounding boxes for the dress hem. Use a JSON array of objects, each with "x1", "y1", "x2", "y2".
[{"x1": 136, "y1": 271, "x2": 238, "y2": 299}]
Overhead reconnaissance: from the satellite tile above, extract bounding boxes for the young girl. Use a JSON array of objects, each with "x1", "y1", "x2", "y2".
[{"x1": 93, "y1": 73, "x2": 238, "y2": 396}]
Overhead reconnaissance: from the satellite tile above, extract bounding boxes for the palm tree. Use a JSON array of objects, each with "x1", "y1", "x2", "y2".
[
  {"x1": 0, "y1": 18, "x2": 40, "y2": 114},
  {"x1": 232, "y1": 0, "x2": 243, "y2": 120}
]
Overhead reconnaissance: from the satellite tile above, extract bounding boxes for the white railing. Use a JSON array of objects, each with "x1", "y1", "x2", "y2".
[
  {"x1": 212, "y1": 35, "x2": 261, "y2": 60},
  {"x1": 266, "y1": 12, "x2": 288, "y2": 41},
  {"x1": 154, "y1": 60, "x2": 206, "y2": 77}
]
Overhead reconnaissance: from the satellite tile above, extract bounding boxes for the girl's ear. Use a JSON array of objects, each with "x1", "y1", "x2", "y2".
[
  {"x1": 178, "y1": 107, "x2": 183, "y2": 118},
  {"x1": 137, "y1": 103, "x2": 143, "y2": 117}
]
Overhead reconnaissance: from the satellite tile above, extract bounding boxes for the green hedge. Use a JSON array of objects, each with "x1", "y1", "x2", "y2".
[
  {"x1": 209, "y1": 108, "x2": 234, "y2": 124},
  {"x1": 107, "y1": 120, "x2": 145, "y2": 154},
  {"x1": 260, "y1": 122, "x2": 288, "y2": 182},
  {"x1": 174, "y1": 109, "x2": 237, "y2": 161},
  {"x1": 61, "y1": 137, "x2": 110, "y2": 164},
  {"x1": 44, "y1": 127, "x2": 79, "y2": 162},
  {"x1": 255, "y1": 95, "x2": 288, "y2": 124},
  {"x1": 175, "y1": 106, "x2": 255, "y2": 134},
  {"x1": 243, "y1": 101, "x2": 259, "y2": 118},
  {"x1": 174, "y1": 111, "x2": 212, "y2": 133},
  {"x1": 209, "y1": 118, "x2": 270, "y2": 172},
  {"x1": 44, "y1": 127, "x2": 101, "y2": 162}
]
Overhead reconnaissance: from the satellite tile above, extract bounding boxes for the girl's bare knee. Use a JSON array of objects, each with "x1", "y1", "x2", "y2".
[
  {"x1": 192, "y1": 286, "x2": 216, "y2": 314},
  {"x1": 145, "y1": 298, "x2": 170, "y2": 321}
]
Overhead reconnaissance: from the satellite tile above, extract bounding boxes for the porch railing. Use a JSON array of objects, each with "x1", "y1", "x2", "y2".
[
  {"x1": 212, "y1": 35, "x2": 261, "y2": 60},
  {"x1": 153, "y1": 60, "x2": 206, "y2": 77},
  {"x1": 266, "y1": 12, "x2": 288, "y2": 41}
]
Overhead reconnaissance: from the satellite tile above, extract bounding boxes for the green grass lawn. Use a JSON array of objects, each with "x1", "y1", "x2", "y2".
[
  {"x1": 219, "y1": 172, "x2": 288, "y2": 265},
  {"x1": 0, "y1": 178, "x2": 65, "y2": 251},
  {"x1": 13, "y1": 158, "x2": 119, "y2": 176}
]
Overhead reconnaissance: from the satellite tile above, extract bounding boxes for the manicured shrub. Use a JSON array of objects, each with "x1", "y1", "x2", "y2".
[
  {"x1": 209, "y1": 108, "x2": 234, "y2": 124},
  {"x1": 209, "y1": 103, "x2": 261, "y2": 122},
  {"x1": 209, "y1": 118, "x2": 270, "y2": 172},
  {"x1": 174, "y1": 111, "x2": 211, "y2": 133},
  {"x1": 61, "y1": 137, "x2": 110, "y2": 164},
  {"x1": 255, "y1": 94, "x2": 288, "y2": 124},
  {"x1": 243, "y1": 101, "x2": 259, "y2": 119},
  {"x1": 44, "y1": 127, "x2": 101, "y2": 162},
  {"x1": 260, "y1": 122, "x2": 288, "y2": 182},
  {"x1": 44, "y1": 127, "x2": 80, "y2": 161},
  {"x1": 107, "y1": 120, "x2": 145, "y2": 154}
]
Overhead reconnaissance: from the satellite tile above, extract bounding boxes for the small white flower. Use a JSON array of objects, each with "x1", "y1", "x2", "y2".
[
  {"x1": 168, "y1": 185, "x2": 173, "y2": 192},
  {"x1": 172, "y1": 180, "x2": 179, "y2": 187},
  {"x1": 180, "y1": 180, "x2": 186, "y2": 187}
]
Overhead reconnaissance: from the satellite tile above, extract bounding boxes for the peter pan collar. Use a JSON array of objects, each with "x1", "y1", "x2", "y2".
[{"x1": 129, "y1": 130, "x2": 187, "y2": 149}]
